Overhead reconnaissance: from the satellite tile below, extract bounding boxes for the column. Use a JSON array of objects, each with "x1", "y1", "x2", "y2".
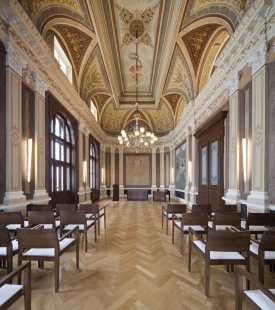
[
  {"x1": 119, "y1": 147, "x2": 124, "y2": 197},
  {"x1": 110, "y1": 147, "x2": 115, "y2": 196},
  {"x1": 246, "y1": 41, "x2": 270, "y2": 212},
  {"x1": 225, "y1": 71, "x2": 241, "y2": 202},
  {"x1": 3, "y1": 43, "x2": 28, "y2": 208},
  {"x1": 85, "y1": 129, "x2": 91, "y2": 203},
  {"x1": 78, "y1": 120, "x2": 86, "y2": 204},
  {"x1": 185, "y1": 130, "x2": 191, "y2": 204},
  {"x1": 100, "y1": 145, "x2": 107, "y2": 198},
  {"x1": 189, "y1": 132, "x2": 197, "y2": 204},
  {"x1": 159, "y1": 146, "x2": 165, "y2": 190},
  {"x1": 169, "y1": 143, "x2": 175, "y2": 197},
  {"x1": 151, "y1": 147, "x2": 157, "y2": 192},
  {"x1": 32, "y1": 73, "x2": 50, "y2": 204}
]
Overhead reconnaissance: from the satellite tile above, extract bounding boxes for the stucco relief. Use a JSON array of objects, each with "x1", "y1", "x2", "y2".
[
  {"x1": 164, "y1": 93, "x2": 181, "y2": 114},
  {"x1": 101, "y1": 102, "x2": 127, "y2": 134},
  {"x1": 93, "y1": 94, "x2": 111, "y2": 115},
  {"x1": 149, "y1": 101, "x2": 173, "y2": 133},
  {"x1": 176, "y1": 97, "x2": 187, "y2": 126}
]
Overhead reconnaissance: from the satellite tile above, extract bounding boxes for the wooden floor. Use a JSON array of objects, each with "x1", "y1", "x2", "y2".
[{"x1": 2, "y1": 198, "x2": 275, "y2": 309}]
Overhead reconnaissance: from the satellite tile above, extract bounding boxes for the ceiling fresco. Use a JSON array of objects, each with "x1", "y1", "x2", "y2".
[{"x1": 19, "y1": 0, "x2": 253, "y2": 137}]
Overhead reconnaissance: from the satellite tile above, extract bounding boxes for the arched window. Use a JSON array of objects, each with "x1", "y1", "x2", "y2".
[
  {"x1": 54, "y1": 36, "x2": 72, "y2": 83},
  {"x1": 90, "y1": 99, "x2": 97, "y2": 121},
  {"x1": 90, "y1": 143, "x2": 97, "y2": 189}
]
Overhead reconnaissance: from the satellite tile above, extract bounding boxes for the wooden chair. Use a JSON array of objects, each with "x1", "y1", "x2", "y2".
[
  {"x1": 55, "y1": 204, "x2": 77, "y2": 216},
  {"x1": 0, "y1": 212, "x2": 28, "y2": 235},
  {"x1": 241, "y1": 212, "x2": 275, "y2": 239},
  {"x1": 60, "y1": 211, "x2": 96, "y2": 253},
  {"x1": 190, "y1": 204, "x2": 212, "y2": 215},
  {"x1": 235, "y1": 265, "x2": 275, "y2": 310},
  {"x1": 0, "y1": 227, "x2": 18, "y2": 276},
  {"x1": 27, "y1": 211, "x2": 60, "y2": 230},
  {"x1": 0, "y1": 261, "x2": 31, "y2": 310},
  {"x1": 208, "y1": 212, "x2": 241, "y2": 231},
  {"x1": 17, "y1": 227, "x2": 79, "y2": 293},
  {"x1": 173, "y1": 212, "x2": 208, "y2": 254},
  {"x1": 216, "y1": 204, "x2": 238, "y2": 212},
  {"x1": 162, "y1": 204, "x2": 186, "y2": 235},
  {"x1": 249, "y1": 231, "x2": 275, "y2": 284},
  {"x1": 79, "y1": 204, "x2": 106, "y2": 235},
  {"x1": 28, "y1": 204, "x2": 53, "y2": 211},
  {"x1": 188, "y1": 229, "x2": 251, "y2": 297}
]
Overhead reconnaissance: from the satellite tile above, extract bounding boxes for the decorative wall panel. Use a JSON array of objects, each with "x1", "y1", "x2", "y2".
[{"x1": 175, "y1": 142, "x2": 186, "y2": 188}]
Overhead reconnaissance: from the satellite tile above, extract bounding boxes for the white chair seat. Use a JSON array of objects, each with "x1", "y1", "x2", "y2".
[
  {"x1": 193, "y1": 240, "x2": 246, "y2": 260},
  {"x1": 0, "y1": 240, "x2": 18, "y2": 255},
  {"x1": 163, "y1": 212, "x2": 182, "y2": 219},
  {"x1": 250, "y1": 241, "x2": 275, "y2": 259},
  {"x1": 63, "y1": 220, "x2": 94, "y2": 231},
  {"x1": 6, "y1": 221, "x2": 29, "y2": 230},
  {"x1": 244, "y1": 289, "x2": 275, "y2": 310},
  {"x1": 0, "y1": 284, "x2": 23, "y2": 307},
  {"x1": 174, "y1": 222, "x2": 205, "y2": 231},
  {"x1": 86, "y1": 211, "x2": 104, "y2": 219},
  {"x1": 42, "y1": 221, "x2": 60, "y2": 229},
  {"x1": 23, "y1": 238, "x2": 75, "y2": 257},
  {"x1": 208, "y1": 221, "x2": 231, "y2": 230}
]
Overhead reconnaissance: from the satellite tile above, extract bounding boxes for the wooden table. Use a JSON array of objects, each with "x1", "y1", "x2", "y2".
[{"x1": 127, "y1": 190, "x2": 148, "y2": 201}]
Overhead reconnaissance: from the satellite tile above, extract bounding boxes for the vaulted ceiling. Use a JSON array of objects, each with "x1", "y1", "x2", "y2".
[{"x1": 20, "y1": 0, "x2": 251, "y2": 136}]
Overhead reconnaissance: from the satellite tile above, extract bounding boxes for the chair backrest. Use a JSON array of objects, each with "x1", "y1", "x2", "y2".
[
  {"x1": 246, "y1": 213, "x2": 275, "y2": 227},
  {"x1": 216, "y1": 204, "x2": 238, "y2": 212},
  {"x1": 17, "y1": 228, "x2": 58, "y2": 249},
  {"x1": 206, "y1": 230, "x2": 251, "y2": 252},
  {"x1": 191, "y1": 204, "x2": 212, "y2": 214},
  {"x1": 29, "y1": 204, "x2": 53, "y2": 211},
  {"x1": 55, "y1": 204, "x2": 77, "y2": 215},
  {"x1": 259, "y1": 231, "x2": 275, "y2": 251},
  {"x1": 59, "y1": 211, "x2": 86, "y2": 225},
  {"x1": 0, "y1": 227, "x2": 11, "y2": 247},
  {"x1": 167, "y1": 204, "x2": 187, "y2": 213},
  {"x1": 212, "y1": 212, "x2": 241, "y2": 229},
  {"x1": 79, "y1": 204, "x2": 99, "y2": 214},
  {"x1": 181, "y1": 212, "x2": 209, "y2": 227},
  {"x1": 0, "y1": 211, "x2": 24, "y2": 225},
  {"x1": 28, "y1": 211, "x2": 56, "y2": 227}
]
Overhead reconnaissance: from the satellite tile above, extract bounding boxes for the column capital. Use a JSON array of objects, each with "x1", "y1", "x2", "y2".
[
  {"x1": 33, "y1": 73, "x2": 48, "y2": 98},
  {"x1": 100, "y1": 144, "x2": 106, "y2": 151},
  {"x1": 110, "y1": 147, "x2": 115, "y2": 153},
  {"x1": 5, "y1": 42, "x2": 27, "y2": 77},
  {"x1": 119, "y1": 147, "x2": 124, "y2": 154},
  {"x1": 247, "y1": 40, "x2": 268, "y2": 75},
  {"x1": 85, "y1": 129, "x2": 90, "y2": 137},
  {"x1": 78, "y1": 120, "x2": 86, "y2": 133},
  {"x1": 151, "y1": 147, "x2": 157, "y2": 154},
  {"x1": 226, "y1": 71, "x2": 241, "y2": 96},
  {"x1": 159, "y1": 146, "x2": 164, "y2": 153}
]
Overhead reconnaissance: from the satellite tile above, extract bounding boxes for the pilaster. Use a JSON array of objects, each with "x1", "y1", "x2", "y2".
[
  {"x1": 159, "y1": 146, "x2": 165, "y2": 190},
  {"x1": 119, "y1": 148, "x2": 124, "y2": 196},
  {"x1": 151, "y1": 147, "x2": 157, "y2": 192},
  {"x1": 78, "y1": 120, "x2": 86, "y2": 203},
  {"x1": 189, "y1": 131, "x2": 197, "y2": 204}
]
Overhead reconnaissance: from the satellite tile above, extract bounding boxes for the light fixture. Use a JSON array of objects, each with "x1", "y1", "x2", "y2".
[
  {"x1": 117, "y1": 29, "x2": 157, "y2": 153},
  {"x1": 242, "y1": 138, "x2": 247, "y2": 182},
  {"x1": 27, "y1": 139, "x2": 32, "y2": 182}
]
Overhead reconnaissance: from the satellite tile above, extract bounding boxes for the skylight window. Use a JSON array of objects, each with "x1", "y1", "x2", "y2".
[{"x1": 54, "y1": 36, "x2": 72, "y2": 83}]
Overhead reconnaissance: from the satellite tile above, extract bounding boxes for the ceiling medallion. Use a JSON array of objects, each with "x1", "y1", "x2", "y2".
[{"x1": 129, "y1": 20, "x2": 144, "y2": 37}]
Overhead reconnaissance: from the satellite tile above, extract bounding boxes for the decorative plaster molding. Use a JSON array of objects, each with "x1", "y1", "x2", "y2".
[
  {"x1": 78, "y1": 120, "x2": 86, "y2": 133},
  {"x1": 85, "y1": 129, "x2": 90, "y2": 137},
  {"x1": 30, "y1": 41, "x2": 38, "y2": 49},
  {"x1": 229, "y1": 51, "x2": 236, "y2": 58},
  {"x1": 244, "y1": 28, "x2": 254, "y2": 36},
  {"x1": 20, "y1": 29, "x2": 30, "y2": 37},
  {"x1": 38, "y1": 52, "x2": 45, "y2": 58},
  {"x1": 24, "y1": 69, "x2": 34, "y2": 85},
  {"x1": 235, "y1": 40, "x2": 244, "y2": 48},
  {"x1": 33, "y1": 73, "x2": 48, "y2": 97},
  {"x1": 247, "y1": 40, "x2": 269, "y2": 75},
  {"x1": 254, "y1": 13, "x2": 265, "y2": 22},
  {"x1": 4, "y1": 42, "x2": 27, "y2": 77},
  {"x1": 10, "y1": 15, "x2": 20, "y2": 24},
  {"x1": 226, "y1": 71, "x2": 241, "y2": 96},
  {"x1": 45, "y1": 61, "x2": 52, "y2": 67}
]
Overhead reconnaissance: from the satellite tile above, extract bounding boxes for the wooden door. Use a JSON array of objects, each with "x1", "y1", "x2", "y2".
[{"x1": 195, "y1": 112, "x2": 227, "y2": 211}]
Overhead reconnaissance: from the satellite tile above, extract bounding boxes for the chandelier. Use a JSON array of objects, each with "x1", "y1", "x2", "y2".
[{"x1": 118, "y1": 29, "x2": 157, "y2": 153}]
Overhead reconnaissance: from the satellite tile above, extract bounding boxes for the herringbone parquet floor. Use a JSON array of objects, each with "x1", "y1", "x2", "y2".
[{"x1": 2, "y1": 198, "x2": 275, "y2": 309}]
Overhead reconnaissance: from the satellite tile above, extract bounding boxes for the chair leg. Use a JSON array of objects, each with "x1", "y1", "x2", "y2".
[
  {"x1": 205, "y1": 261, "x2": 210, "y2": 297},
  {"x1": 98, "y1": 215, "x2": 100, "y2": 235},
  {"x1": 104, "y1": 209, "x2": 106, "y2": 229},
  {"x1": 85, "y1": 229, "x2": 87, "y2": 253},
  {"x1": 24, "y1": 262, "x2": 31, "y2": 310},
  {"x1": 94, "y1": 221, "x2": 97, "y2": 243},
  {"x1": 55, "y1": 259, "x2": 59, "y2": 293},
  {"x1": 166, "y1": 216, "x2": 168, "y2": 235}
]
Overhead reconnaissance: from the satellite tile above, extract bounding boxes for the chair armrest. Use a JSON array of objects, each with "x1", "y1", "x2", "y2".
[
  {"x1": 59, "y1": 226, "x2": 79, "y2": 241},
  {"x1": 189, "y1": 227, "x2": 206, "y2": 243},
  {"x1": 226, "y1": 226, "x2": 240, "y2": 232},
  {"x1": 99, "y1": 206, "x2": 105, "y2": 212},
  {"x1": 0, "y1": 261, "x2": 31, "y2": 286},
  {"x1": 250, "y1": 236, "x2": 260, "y2": 244},
  {"x1": 86, "y1": 212, "x2": 97, "y2": 220},
  {"x1": 31, "y1": 224, "x2": 44, "y2": 230},
  {"x1": 162, "y1": 206, "x2": 167, "y2": 213}
]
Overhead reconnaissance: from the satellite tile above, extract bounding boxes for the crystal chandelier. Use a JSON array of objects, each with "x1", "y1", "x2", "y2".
[{"x1": 118, "y1": 30, "x2": 157, "y2": 153}]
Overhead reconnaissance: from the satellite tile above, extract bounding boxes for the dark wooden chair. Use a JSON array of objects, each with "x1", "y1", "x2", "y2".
[
  {"x1": 208, "y1": 212, "x2": 241, "y2": 231},
  {"x1": 173, "y1": 212, "x2": 208, "y2": 254},
  {"x1": 190, "y1": 204, "x2": 212, "y2": 215},
  {"x1": 27, "y1": 211, "x2": 60, "y2": 230},
  {"x1": 28, "y1": 204, "x2": 53, "y2": 211},
  {"x1": 55, "y1": 204, "x2": 77, "y2": 216},
  {"x1": 235, "y1": 265, "x2": 275, "y2": 310},
  {"x1": 188, "y1": 229, "x2": 251, "y2": 297},
  {"x1": 241, "y1": 212, "x2": 275, "y2": 239},
  {"x1": 162, "y1": 204, "x2": 186, "y2": 235},
  {"x1": 0, "y1": 227, "x2": 18, "y2": 276},
  {"x1": 17, "y1": 226, "x2": 79, "y2": 293},
  {"x1": 60, "y1": 211, "x2": 96, "y2": 253},
  {"x1": 0, "y1": 261, "x2": 31, "y2": 310},
  {"x1": 79, "y1": 204, "x2": 106, "y2": 235},
  {"x1": 249, "y1": 231, "x2": 275, "y2": 284},
  {"x1": 216, "y1": 204, "x2": 238, "y2": 212},
  {"x1": 0, "y1": 212, "x2": 28, "y2": 235}
]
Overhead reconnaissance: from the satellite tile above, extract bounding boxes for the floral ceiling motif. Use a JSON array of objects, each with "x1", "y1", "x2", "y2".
[
  {"x1": 53, "y1": 25, "x2": 92, "y2": 75},
  {"x1": 92, "y1": 94, "x2": 111, "y2": 116},
  {"x1": 81, "y1": 45, "x2": 111, "y2": 103},
  {"x1": 164, "y1": 45, "x2": 193, "y2": 102},
  {"x1": 176, "y1": 97, "x2": 187, "y2": 126},
  {"x1": 182, "y1": 24, "x2": 220, "y2": 76},
  {"x1": 164, "y1": 93, "x2": 182, "y2": 114},
  {"x1": 101, "y1": 101, "x2": 127, "y2": 135},
  {"x1": 21, "y1": 0, "x2": 93, "y2": 32},
  {"x1": 149, "y1": 100, "x2": 174, "y2": 134},
  {"x1": 199, "y1": 30, "x2": 229, "y2": 92}
]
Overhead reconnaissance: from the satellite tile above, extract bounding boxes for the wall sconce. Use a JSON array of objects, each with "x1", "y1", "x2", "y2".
[
  {"x1": 188, "y1": 161, "x2": 192, "y2": 184},
  {"x1": 101, "y1": 167, "x2": 104, "y2": 184},
  {"x1": 27, "y1": 139, "x2": 32, "y2": 182},
  {"x1": 242, "y1": 138, "x2": 247, "y2": 182},
  {"x1": 171, "y1": 167, "x2": 174, "y2": 184},
  {"x1": 83, "y1": 161, "x2": 86, "y2": 183}
]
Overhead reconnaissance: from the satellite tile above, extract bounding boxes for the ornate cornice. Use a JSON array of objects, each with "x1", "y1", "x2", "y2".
[
  {"x1": 4, "y1": 42, "x2": 27, "y2": 76},
  {"x1": 247, "y1": 40, "x2": 269, "y2": 75},
  {"x1": 226, "y1": 71, "x2": 241, "y2": 96},
  {"x1": 78, "y1": 120, "x2": 86, "y2": 133},
  {"x1": 33, "y1": 73, "x2": 48, "y2": 98}
]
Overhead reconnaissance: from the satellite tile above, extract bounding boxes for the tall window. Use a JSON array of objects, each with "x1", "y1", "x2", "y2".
[
  {"x1": 54, "y1": 36, "x2": 72, "y2": 83},
  {"x1": 90, "y1": 100, "x2": 97, "y2": 121},
  {"x1": 90, "y1": 143, "x2": 97, "y2": 189}
]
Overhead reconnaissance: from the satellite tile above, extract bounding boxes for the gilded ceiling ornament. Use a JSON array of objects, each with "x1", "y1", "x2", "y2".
[
  {"x1": 176, "y1": 98, "x2": 187, "y2": 126},
  {"x1": 182, "y1": 24, "x2": 220, "y2": 76},
  {"x1": 115, "y1": 3, "x2": 158, "y2": 47},
  {"x1": 101, "y1": 103, "x2": 127, "y2": 133},
  {"x1": 93, "y1": 94, "x2": 111, "y2": 115},
  {"x1": 164, "y1": 94, "x2": 181, "y2": 114},
  {"x1": 149, "y1": 102, "x2": 173, "y2": 133}
]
